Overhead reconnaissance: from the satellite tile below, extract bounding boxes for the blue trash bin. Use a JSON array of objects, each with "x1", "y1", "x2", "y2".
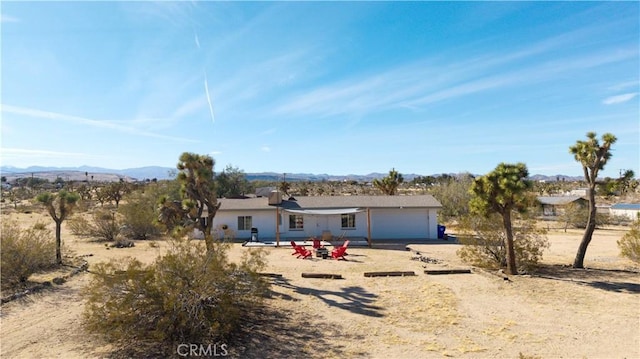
[{"x1": 437, "y1": 225, "x2": 446, "y2": 239}]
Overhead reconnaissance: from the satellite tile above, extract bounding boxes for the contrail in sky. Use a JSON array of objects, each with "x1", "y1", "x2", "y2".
[
  {"x1": 204, "y1": 71, "x2": 215, "y2": 124},
  {"x1": 193, "y1": 29, "x2": 214, "y2": 124},
  {"x1": 194, "y1": 32, "x2": 200, "y2": 49}
]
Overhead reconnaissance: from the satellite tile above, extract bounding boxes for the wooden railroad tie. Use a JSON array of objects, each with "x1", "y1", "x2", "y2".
[
  {"x1": 424, "y1": 269, "x2": 472, "y2": 275},
  {"x1": 301, "y1": 273, "x2": 343, "y2": 279},
  {"x1": 364, "y1": 271, "x2": 416, "y2": 277}
]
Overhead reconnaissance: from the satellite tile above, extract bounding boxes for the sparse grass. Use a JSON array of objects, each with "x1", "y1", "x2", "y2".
[
  {"x1": 482, "y1": 320, "x2": 518, "y2": 342},
  {"x1": 518, "y1": 353, "x2": 541, "y2": 359},
  {"x1": 32, "y1": 221, "x2": 48, "y2": 230}
]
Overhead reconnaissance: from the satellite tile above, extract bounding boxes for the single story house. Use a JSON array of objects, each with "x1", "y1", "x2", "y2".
[
  {"x1": 609, "y1": 203, "x2": 640, "y2": 221},
  {"x1": 537, "y1": 196, "x2": 587, "y2": 217},
  {"x1": 208, "y1": 192, "x2": 442, "y2": 246}
]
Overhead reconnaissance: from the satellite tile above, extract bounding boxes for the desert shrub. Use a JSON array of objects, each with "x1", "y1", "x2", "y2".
[
  {"x1": 428, "y1": 173, "x2": 474, "y2": 223},
  {"x1": 68, "y1": 215, "x2": 92, "y2": 236},
  {"x1": 1, "y1": 220, "x2": 56, "y2": 288},
  {"x1": 457, "y1": 213, "x2": 549, "y2": 273},
  {"x1": 111, "y1": 237, "x2": 135, "y2": 248},
  {"x1": 607, "y1": 214, "x2": 633, "y2": 226},
  {"x1": 618, "y1": 219, "x2": 640, "y2": 263},
  {"x1": 32, "y1": 221, "x2": 48, "y2": 230},
  {"x1": 118, "y1": 194, "x2": 161, "y2": 240},
  {"x1": 560, "y1": 203, "x2": 611, "y2": 229},
  {"x1": 83, "y1": 240, "x2": 268, "y2": 355},
  {"x1": 89, "y1": 210, "x2": 121, "y2": 241}
]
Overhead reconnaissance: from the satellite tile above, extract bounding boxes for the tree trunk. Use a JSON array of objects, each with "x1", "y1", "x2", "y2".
[
  {"x1": 573, "y1": 187, "x2": 597, "y2": 268},
  {"x1": 502, "y1": 210, "x2": 518, "y2": 275},
  {"x1": 202, "y1": 203, "x2": 221, "y2": 255},
  {"x1": 55, "y1": 220, "x2": 62, "y2": 265}
]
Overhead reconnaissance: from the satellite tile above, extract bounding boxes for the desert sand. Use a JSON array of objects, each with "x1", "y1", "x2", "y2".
[{"x1": 1, "y1": 210, "x2": 638, "y2": 358}]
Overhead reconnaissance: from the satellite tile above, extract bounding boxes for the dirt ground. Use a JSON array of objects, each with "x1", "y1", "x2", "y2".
[{"x1": 1, "y1": 210, "x2": 639, "y2": 359}]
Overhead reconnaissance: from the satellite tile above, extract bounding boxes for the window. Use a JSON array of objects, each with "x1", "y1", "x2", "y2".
[
  {"x1": 341, "y1": 213, "x2": 356, "y2": 229},
  {"x1": 237, "y1": 216, "x2": 252, "y2": 230},
  {"x1": 289, "y1": 215, "x2": 304, "y2": 230}
]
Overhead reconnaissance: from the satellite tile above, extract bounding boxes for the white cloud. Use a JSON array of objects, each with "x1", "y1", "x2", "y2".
[
  {"x1": 266, "y1": 9, "x2": 638, "y2": 121},
  {"x1": 260, "y1": 146, "x2": 271, "y2": 152},
  {"x1": 608, "y1": 81, "x2": 639, "y2": 91},
  {"x1": 602, "y1": 93, "x2": 638, "y2": 105},
  {"x1": 0, "y1": 14, "x2": 20, "y2": 23},
  {"x1": 1, "y1": 104, "x2": 199, "y2": 143}
]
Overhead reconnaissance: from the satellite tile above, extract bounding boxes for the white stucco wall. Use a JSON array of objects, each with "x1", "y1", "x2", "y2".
[
  {"x1": 206, "y1": 206, "x2": 440, "y2": 241},
  {"x1": 369, "y1": 208, "x2": 437, "y2": 239},
  {"x1": 609, "y1": 208, "x2": 640, "y2": 221},
  {"x1": 212, "y1": 209, "x2": 276, "y2": 240},
  {"x1": 277, "y1": 211, "x2": 369, "y2": 240}
]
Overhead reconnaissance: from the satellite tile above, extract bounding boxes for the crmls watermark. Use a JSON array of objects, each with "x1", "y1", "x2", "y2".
[{"x1": 176, "y1": 343, "x2": 228, "y2": 357}]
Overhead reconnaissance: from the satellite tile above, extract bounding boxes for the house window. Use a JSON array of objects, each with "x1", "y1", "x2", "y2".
[
  {"x1": 237, "y1": 216, "x2": 252, "y2": 231},
  {"x1": 341, "y1": 213, "x2": 356, "y2": 229},
  {"x1": 289, "y1": 215, "x2": 304, "y2": 230}
]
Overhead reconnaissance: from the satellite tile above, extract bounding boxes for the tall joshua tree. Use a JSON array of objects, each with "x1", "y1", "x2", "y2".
[
  {"x1": 469, "y1": 163, "x2": 532, "y2": 275},
  {"x1": 159, "y1": 152, "x2": 221, "y2": 254},
  {"x1": 373, "y1": 168, "x2": 404, "y2": 195},
  {"x1": 36, "y1": 190, "x2": 80, "y2": 264},
  {"x1": 570, "y1": 132, "x2": 617, "y2": 269}
]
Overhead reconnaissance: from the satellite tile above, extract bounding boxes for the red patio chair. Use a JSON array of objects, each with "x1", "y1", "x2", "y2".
[
  {"x1": 291, "y1": 241, "x2": 312, "y2": 259},
  {"x1": 331, "y1": 240, "x2": 350, "y2": 260}
]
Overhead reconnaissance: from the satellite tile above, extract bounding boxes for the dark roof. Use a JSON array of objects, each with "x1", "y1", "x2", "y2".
[
  {"x1": 537, "y1": 196, "x2": 585, "y2": 206},
  {"x1": 611, "y1": 203, "x2": 640, "y2": 210},
  {"x1": 217, "y1": 195, "x2": 442, "y2": 211}
]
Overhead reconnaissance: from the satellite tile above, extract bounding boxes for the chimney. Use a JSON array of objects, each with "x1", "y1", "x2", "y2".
[{"x1": 268, "y1": 190, "x2": 282, "y2": 205}]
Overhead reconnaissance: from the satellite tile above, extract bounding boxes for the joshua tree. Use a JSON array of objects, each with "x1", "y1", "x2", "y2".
[
  {"x1": 570, "y1": 132, "x2": 617, "y2": 269},
  {"x1": 104, "y1": 181, "x2": 130, "y2": 208},
  {"x1": 373, "y1": 168, "x2": 404, "y2": 195},
  {"x1": 159, "y1": 152, "x2": 221, "y2": 254},
  {"x1": 469, "y1": 163, "x2": 532, "y2": 275},
  {"x1": 36, "y1": 190, "x2": 80, "y2": 264}
]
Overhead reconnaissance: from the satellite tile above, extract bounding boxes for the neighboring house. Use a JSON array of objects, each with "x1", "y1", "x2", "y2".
[
  {"x1": 206, "y1": 192, "x2": 442, "y2": 245},
  {"x1": 609, "y1": 203, "x2": 640, "y2": 221},
  {"x1": 537, "y1": 196, "x2": 587, "y2": 217},
  {"x1": 596, "y1": 204, "x2": 611, "y2": 215},
  {"x1": 569, "y1": 188, "x2": 589, "y2": 197},
  {"x1": 255, "y1": 186, "x2": 276, "y2": 198}
]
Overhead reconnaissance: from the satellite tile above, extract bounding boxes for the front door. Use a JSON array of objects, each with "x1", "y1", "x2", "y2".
[{"x1": 316, "y1": 216, "x2": 329, "y2": 237}]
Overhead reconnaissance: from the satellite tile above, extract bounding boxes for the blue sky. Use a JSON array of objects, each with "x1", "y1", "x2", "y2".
[{"x1": 1, "y1": 1, "x2": 638, "y2": 178}]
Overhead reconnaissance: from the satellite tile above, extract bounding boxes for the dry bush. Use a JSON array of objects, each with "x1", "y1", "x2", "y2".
[
  {"x1": 68, "y1": 215, "x2": 92, "y2": 236},
  {"x1": 89, "y1": 209, "x2": 121, "y2": 241},
  {"x1": 560, "y1": 203, "x2": 612, "y2": 229},
  {"x1": 1, "y1": 220, "x2": 56, "y2": 288},
  {"x1": 618, "y1": 219, "x2": 640, "y2": 263},
  {"x1": 457, "y1": 214, "x2": 549, "y2": 273},
  {"x1": 82, "y1": 240, "x2": 268, "y2": 355},
  {"x1": 32, "y1": 221, "x2": 48, "y2": 231},
  {"x1": 118, "y1": 196, "x2": 161, "y2": 240}
]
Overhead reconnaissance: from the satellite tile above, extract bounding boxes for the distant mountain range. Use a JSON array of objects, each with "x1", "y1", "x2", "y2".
[{"x1": 0, "y1": 165, "x2": 585, "y2": 183}]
